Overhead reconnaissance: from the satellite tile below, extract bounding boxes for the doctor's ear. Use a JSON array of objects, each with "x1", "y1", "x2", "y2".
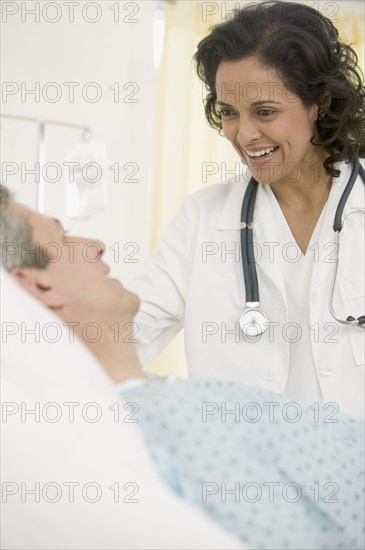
[
  {"x1": 317, "y1": 91, "x2": 332, "y2": 120},
  {"x1": 10, "y1": 267, "x2": 65, "y2": 309}
]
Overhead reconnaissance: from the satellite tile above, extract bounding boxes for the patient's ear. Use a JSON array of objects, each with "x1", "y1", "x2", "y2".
[{"x1": 10, "y1": 268, "x2": 65, "y2": 309}]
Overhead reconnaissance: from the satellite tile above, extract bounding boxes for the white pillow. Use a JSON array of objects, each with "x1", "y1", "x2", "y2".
[{"x1": 0, "y1": 269, "x2": 245, "y2": 550}]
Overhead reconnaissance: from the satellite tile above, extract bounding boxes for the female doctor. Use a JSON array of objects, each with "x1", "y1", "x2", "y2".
[{"x1": 131, "y1": 1, "x2": 365, "y2": 418}]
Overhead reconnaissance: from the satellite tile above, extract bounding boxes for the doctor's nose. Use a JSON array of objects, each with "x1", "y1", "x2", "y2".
[{"x1": 237, "y1": 117, "x2": 262, "y2": 146}]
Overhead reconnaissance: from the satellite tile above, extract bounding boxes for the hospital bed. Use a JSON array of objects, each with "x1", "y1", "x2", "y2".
[{"x1": 1, "y1": 269, "x2": 246, "y2": 550}]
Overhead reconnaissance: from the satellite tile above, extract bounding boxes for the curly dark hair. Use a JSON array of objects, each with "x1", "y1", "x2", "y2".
[{"x1": 194, "y1": 0, "x2": 365, "y2": 177}]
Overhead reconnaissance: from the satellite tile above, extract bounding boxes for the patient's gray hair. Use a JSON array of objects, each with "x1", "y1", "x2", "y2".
[{"x1": 0, "y1": 184, "x2": 48, "y2": 270}]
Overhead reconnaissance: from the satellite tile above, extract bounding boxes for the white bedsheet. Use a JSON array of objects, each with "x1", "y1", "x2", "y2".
[{"x1": 1, "y1": 269, "x2": 246, "y2": 550}]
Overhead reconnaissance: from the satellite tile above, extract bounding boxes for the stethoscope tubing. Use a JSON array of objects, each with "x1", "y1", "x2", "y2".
[
  {"x1": 247, "y1": 182, "x2": 259, "y2": 303},
  {"x1": 334, "y1": 156, "x2": 360, "y2": 232},
  {"x1": 240, "y1": 178, "x2": 258, "y2": 305},
  {"x1": 329, "y1": 208, "x2": 365, "y2": 329},
  {"x1": 240, "y1": 155, "x2": 364, "y2": 331}
]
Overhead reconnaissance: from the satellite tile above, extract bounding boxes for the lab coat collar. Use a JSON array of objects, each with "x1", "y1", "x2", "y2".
[
  {"x1": 215, "y1": 170, "x2": 249, "y2": 231},
  {"x1": 214, "y1": 158, "x2": 363, "y2": 302},
  {"x1": 215, "y1": 159, "x2": 362, "y2": 229}
]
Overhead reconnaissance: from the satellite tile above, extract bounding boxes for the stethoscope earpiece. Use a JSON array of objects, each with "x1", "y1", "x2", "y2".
[{"x1": 346, "y1": 315, "x2": 365, "y2": 327}]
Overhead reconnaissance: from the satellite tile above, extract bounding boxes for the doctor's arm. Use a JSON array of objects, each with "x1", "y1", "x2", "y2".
[{"x1": 130, "y1": 196, "x2": 199, "y2": 366}]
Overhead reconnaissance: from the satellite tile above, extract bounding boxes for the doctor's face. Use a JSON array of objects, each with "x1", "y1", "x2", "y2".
[{"x1": 215, "y1": 56, "x2": 321, "y2": 186}]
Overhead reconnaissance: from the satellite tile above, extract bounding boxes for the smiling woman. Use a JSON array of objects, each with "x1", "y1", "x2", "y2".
[
  {"x1": 130, "y1": 0, "x2": 365, "y2": 419},
  {"x1": 143, "y1": 0, "x2": 364, "y2": 381},
  {"x1": 215, "y1": 58, "x2": 325, "y2": 191},
  {"x1": 196, "y1": 2, "x2": 365, "y2": 178}
]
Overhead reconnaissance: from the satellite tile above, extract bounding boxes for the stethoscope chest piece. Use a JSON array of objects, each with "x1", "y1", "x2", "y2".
[{"x1": 239, "y1": 308, "x2": 269, "y2": 336}]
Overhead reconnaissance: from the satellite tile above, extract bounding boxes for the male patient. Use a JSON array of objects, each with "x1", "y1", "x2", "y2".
[{"x1": 1, "y1": 184, "x2": 364, "y2": 550}]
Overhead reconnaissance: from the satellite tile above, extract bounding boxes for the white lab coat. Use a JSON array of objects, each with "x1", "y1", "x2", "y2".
[{"x1": 131, "y1": 160, "x2": 365, "y2": 418}]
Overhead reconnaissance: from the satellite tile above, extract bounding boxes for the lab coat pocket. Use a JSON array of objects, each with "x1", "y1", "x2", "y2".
[{"x1": 338, "y1": 278, "x2": 365, "y2": 366}]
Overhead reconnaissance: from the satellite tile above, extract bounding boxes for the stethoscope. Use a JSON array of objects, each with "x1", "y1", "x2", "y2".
[{"x1": 239, "y1": 155, "x2": 365, "y2": 336}]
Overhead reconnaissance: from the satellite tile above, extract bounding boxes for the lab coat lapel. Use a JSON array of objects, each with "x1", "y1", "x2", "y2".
[
  {"x1": 310, "y1": 161, "x2": 356, "y2": 293},
  {"x1": 254, "y1": 183, "x2": 287, "y2": 301},
  {"x1": 215, "y1": 178, "x2": 287, "y2": 303}
]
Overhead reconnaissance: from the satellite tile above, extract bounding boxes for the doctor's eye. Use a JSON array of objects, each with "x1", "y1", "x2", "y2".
[
  {"x1": 217, "y1": 108, "x2": 236, "y2": 118},
  {"x1": 257, "y1": 109, "x2": 276, "y2": 117}
]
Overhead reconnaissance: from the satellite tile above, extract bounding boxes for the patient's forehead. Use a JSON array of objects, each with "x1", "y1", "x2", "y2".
[
  {"x1": 10, "y1": 201, "x2": 43, "y2": 221},
  {"x1": 9, "y1": 202, "x2": 60, "y2": 243}
]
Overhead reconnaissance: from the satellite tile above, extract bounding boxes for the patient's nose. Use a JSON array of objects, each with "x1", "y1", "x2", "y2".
[
  {"x1": 94, "y1": 238, "x2": 105, "y2": 257},
  {"x1": 79, "y1": 237, "x2": 105, "y2": 261},
  {"x1": 90, "y1": 238, "x2": 105, "y2": 260}
]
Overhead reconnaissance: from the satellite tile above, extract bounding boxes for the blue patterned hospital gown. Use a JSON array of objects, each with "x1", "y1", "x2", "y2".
[{"x1": 120, "y1": 379, "x2": 364, "y2": 550}]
